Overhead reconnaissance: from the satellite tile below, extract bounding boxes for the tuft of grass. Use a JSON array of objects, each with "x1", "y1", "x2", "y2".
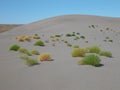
[
  {"x1": 66, "y1": 34, "x2": 72, "y2": 37},
  {"x1": 67, "y1": 43, "x2": 72, "y2": 47},
  {"x1": 74, "y1": 36, "x2": 80, "y2": 40},
  {"x1": 99, "y1": 51, "x2": 112, "y2": 57},
  {"x1": 31, "y1": 50, "x2": 40, "y2": 55},
  {"x1": 71, "y1": 48, "x2": 86, "y2": 57},
  {"x1": 20, "y1": 56, "x2": 39, "y2": 66},
  {"x1": 9, "y1": 44, "x2": 20, "y2": 51},
  {"x1": 34, "y1": 40, "x2": 45, "y2": 46},
  {"x1": 78, "y1": 54, "x2": 101, "y2": 67},
  {"x1": 73, "y1": 45, "x2": 79, "y2": 48},
  {"x1": 109, "y1": 40, "x2": 113, "y2": 42},
  {"x1": 55, "y1": 35, "x2": 61, "y2": 37},
  {"x1": 33, "y1": 34, "x2": 40, "y2": 39},
  {"x1": 38, "y1": 53, "x2": 52, "y2": 61},
  {"x1": 91, "y1": 25, "x2": 95, "y2": 29},
  {"x1": 18, "y1": 48, "x2": 32, "y2": 56},
  {"x1": 88, "y1": 46, "x2": 101, "y2": 54},
  {"x1": 80, "y1": 36, "x2": 85, "y2": 39},
  {"x1": 76, "y1": 32, "x2": 80, "y2": 35}
]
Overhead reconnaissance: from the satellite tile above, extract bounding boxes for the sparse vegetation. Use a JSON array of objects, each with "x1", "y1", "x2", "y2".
[
  {"x1": 9, "y1": 44, "x2": 20, "y2": 51},
  {"x1": 66, "y1": 34, "x2": 72, "y2": 37},
  {"x1": 31, "y1": 50, "x2": 40, "y2": 55},
  {"x1": 73, "y1": 45, "x2": 79, "y2": 48},
  {"x1": 18, "y1": 48, "x2": 32, "y2": 56},
  {"x1": 33, "y1": 34, "x2": 40, "y2": 39},
  {"x1": 99, "y1": 51, "x2": 112, "y2": 57},
  {"x1": 71, "y1": 48, "x2": 86, "y2": 57},
  {"x1": 80, "y1": 36, "x2": 85, "y2": 39},
  {"x1": 34, "y1": 40, "x2": 45, "y2": 46},
  {"x1": 67, "y1": 43, "x2": 72, "y2": 47},
  {"x1": 78, "y1": 54, "x2": 101, "y2": 67},
  {"x1": 20, "y1": 56, "x2": 39, "y2": 66},
  {"x1": 88, "y1": 46, "x2": 101, "y2": 54}
]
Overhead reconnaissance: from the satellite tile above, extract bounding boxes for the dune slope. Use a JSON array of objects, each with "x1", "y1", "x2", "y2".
[{"x1": 0, "y1": 15, "x2": 120, "y2": 90}]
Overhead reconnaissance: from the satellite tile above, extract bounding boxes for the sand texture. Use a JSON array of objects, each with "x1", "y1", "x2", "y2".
[{"x1": 0, "y1": 15, "x2": 120, "y2": 90}]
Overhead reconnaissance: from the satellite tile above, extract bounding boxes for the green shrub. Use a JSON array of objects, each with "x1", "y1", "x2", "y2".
[
  {"x1": 80, "y1": 36, "x2": 85, "y2": 39},
  {"x1": 99, "y1": 51, "x2": 112, "y2": 57},
  {"x1": 91, "y1": 25, "x2": 95, "y2": 28},
  {"x1": 78, "y1": 54, "x2": 101, "y2": 66},
  {"x1": 67, "y1": 43, "x2": 72, "y2": 47},
  {"x1": 73, "y1": 45, "x2": 79, "y2": 48},
  {"x1": 74, "y1": 36, "x2": 80, "y2": 40},
  {"x1": 18, "y1": 48, "x2": 32, "y2": 56},
  {"x1": 20, "y1": 56, "x2": 39, "y2": 66},
  {"x1": 31, "y1": 50, "x2": 40, "y2": 55},
  {"x1": 9, "y1": 44, "x2": 20, "y2": 51},
  {"x1": 66, "y1": 34, "x2": 72, "y2": 37},
  {"x1": 109, "y1": 40, "x2": 113, "y2": 42},
  {"x1": 55, "y1": 35, "x2": 61, "y2": 37},
  {"x1": 71, "y1": 48, "x2": 86, "y2": 57},
  {"x1": 76, "y1": 32, "x2": 80, "y2": 35},
  {"x1": 34, "y1": 40, "x2": 45, "y2": 46},
  {"x1": 88, "y1": 46, "x2": 101, "y2": 54}
]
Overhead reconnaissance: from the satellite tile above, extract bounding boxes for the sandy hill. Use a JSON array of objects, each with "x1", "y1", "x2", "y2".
[
  {"x1": 0, "y1": 24, "x2": 23, "y2": 33},
  {"x1": 0, "y1": 15, "x2": 120, "y2": 90}
]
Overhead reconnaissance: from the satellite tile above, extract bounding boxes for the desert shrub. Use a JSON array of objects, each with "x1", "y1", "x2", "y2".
[
  {"x1": 72, "y1": 33, "x2": 76, "y2": 36},
  {"x1": 76, "y1": 32, "x2": 80, "y2": 35},
  {"x1": 71, "y1": 48, "x2": 86, "y2": 57},
  {"x1": 78, "y1": 54, "x2": 101, "y2": 66},
  {"x1": 18, "y1": 48, "x2": 32, "y2": 56},
  {"x1": 24, "y1": 36, "x2": 31, "y2": 41},
  {"x1": 9, "y1": 44, "x2": 20, "y2": 51},
  {"x1": 64, "y1": 40, "x2": 68, "y2": 43},
  {"x1": 67, "y1": 43, "x2": 72, "y2": 47},
  {"x1": 91, "y1": 25, "x2": 95, "y2": 28},
  {"x1": 74, "y1": 36, "x2": 80, "y2": 40},
  {"x1": 33, "y1": 34, "x2": 40, "y2": 39},
  {"x1": 88, "y1": 46, "x2": 101, "y2": 54},
  {"x1": 34, "y1": 40, "x2": 45, "y2": 46},
  {"x1": 50, "y1": 36, "x2": 54, "y2": 38},
  {"x1": 20, "y1": 56, "x2": 39, "y2": 66},
  {"x1": 80, "y1": 36, "x2": 85, "y2": 39},
  {"x1": 55, "y1": 35, "x2": 61, "y2": 37},
  {"x1": 73, "y1": 45, "x2": 79, "y2": 48},
  {"x1": 99, "y1": 51, "x2": 112, "y2": 57},
  {"x1": 105, "y1": 37, "x2": 109, "y2": 39},
  {"x1": 38, "y1": 53, "x2": 52, "y2": 61},
  {"x1": 109, "y1": 40, "x2": 113, "y2": 42},
  {"x1": 66, "y1": 34, "x2": 72, "y2": 37},
  {"x1": 17, "y1": 36, "x2": 25, "y2": 42},
  {"x1": 31, "y1": 50, "x2": 40, "y2": 55}
]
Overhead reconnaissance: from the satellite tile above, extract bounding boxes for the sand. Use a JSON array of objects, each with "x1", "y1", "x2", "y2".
[{"x1": 0, "y1": 15, "x2": 120, "y2": 90}]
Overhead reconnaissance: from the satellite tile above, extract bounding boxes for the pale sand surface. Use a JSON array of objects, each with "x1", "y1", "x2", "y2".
[{"x1": 0, "y1": 15, "x2": 120, "y2": 90}]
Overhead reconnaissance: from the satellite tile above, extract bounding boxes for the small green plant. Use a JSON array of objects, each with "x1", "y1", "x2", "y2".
[
  {"x1": 66, "y1": 34, "x2": 72, "y2": 37},
  {"x1": 78, "y1": 54, "x2": 101, "y2": 67},
  {"x1": 18, "y1": 48, "x2": 32, "y2": 56},
  {"x1": 76, "y1": 32, "x2": 80, "y2": 35},
  {"x1": 9, "y1": 44, "x2": 20, "y2": 51},
  {"x1": 109, "y1": 40, "x2": 113, "y2": 42},
  {"x1": 99, "y1": 51, "x2": 112, "y2": 57},
  {"x1": 67, "y1": 43, "x2": 72, "y2": 47},
  {"x1": 34, "y1": 40, "x2": 45, "y2": 46},
  {"x1": 73, "y1": 45, "x2": 79, "y2": 48},
  {"x1": 64, "y1": 40, "x2": 68, "y2": 43},
  {"x1": 91, "y1": 25, "x2": 95, "y2": 29},
  {"x1": 105, "y1": 37, "x2": 109, "y2": 39},
  {"x1": 88, "y1": 46, "x2": 101, "y2": 54},
  {"x1": 20, "y1": 56, "x2": 39, "y2": 66},
  {"x1": 80, "y1": 36, "x2": 85, "y2": 39},
  {"x1": 55, "y1": 35, "x2": 61, "y2": 37},
  {"x1": 74, "y1": 36, "x2": 80, "y2": 40},
  {"x1": 31, "y1": 50, "x2": 40, "y2": 55},
  {"x1": 71, "y1": 48, "x2": 86, "y2": 57}
]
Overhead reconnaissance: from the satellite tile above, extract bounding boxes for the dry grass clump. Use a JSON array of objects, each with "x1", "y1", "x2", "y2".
[
  {"x1": 38, "y1": 53, "x2": 52, "y2": 61},
  {"x1": 71, "y1": 48, "x2": 86, "y2": 57}
]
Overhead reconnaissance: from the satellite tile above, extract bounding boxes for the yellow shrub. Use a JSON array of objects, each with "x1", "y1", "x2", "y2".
[
  {"x1": 17, "y1": 36, "x2": 25, "y2": 42},
  {"x1": 33, "y1": 35, "x2": 40, "y2": 39},
  {"x1": 38, "y1": 53, "x2": 52, "y2": 61},
  {"x1": 24, "y1": 36, "x2": 31, "y2": 41}
]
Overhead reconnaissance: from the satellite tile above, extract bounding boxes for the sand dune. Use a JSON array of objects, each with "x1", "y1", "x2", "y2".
[{"x1": 0, "y1": 15, "x2": 120, "y2": 90}]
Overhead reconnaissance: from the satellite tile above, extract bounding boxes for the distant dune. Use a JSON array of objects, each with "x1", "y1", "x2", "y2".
[
  {"x1": 0, "y1": 24, "x2": 23, "y2": 33},
  {"x1": 0, "y1": 15, "x2": 120, "y2": 90}
]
